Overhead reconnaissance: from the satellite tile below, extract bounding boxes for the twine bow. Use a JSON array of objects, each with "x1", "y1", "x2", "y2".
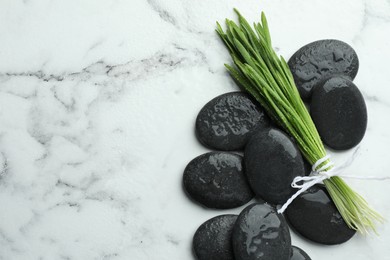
[
  {"x1": 277, "y1": 154, "x2": 390, "y2": 214},
  {"x1": 278, "y1": 155, "x2": 334, "y2": 214}
]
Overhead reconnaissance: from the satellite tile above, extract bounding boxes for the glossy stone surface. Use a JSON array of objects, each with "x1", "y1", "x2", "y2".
[
  {"x1": 285, "y1": 185, "x2": 356, "y2": 245},
  {"x1": 303, "y1": 159, "x2": 312, "y2": 176},
  {"x1": 233, "y1": 203, "x2": 291, "y2": 260},
  {"x1": 183, "y1": 152, "x2": 253, "y2": 209},
  {"x1": 193, "y1": 214, "x2": 237, "y2": 260},
  {"x1": 290, "y1": 246, "x2": 312, "y2": 260},
  {"x1": 310, "y1": 76, "x2": 367, "y2": 150},
  {"x1": 196, "y1": 92, "x2": 270, "y2": 151},
  {"x1": 244, "y1": 128, "x2": 305, "y2": 204},
  {"x1": 288, "y1": 39, "x2": 359, "y2": 100}
]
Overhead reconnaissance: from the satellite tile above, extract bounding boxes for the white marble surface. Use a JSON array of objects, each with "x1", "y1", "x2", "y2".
[{"x1": 1, "y1": 0, "x2": 390, "y2": 259}]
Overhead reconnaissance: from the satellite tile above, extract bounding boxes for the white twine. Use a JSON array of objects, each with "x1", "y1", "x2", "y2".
[{"x1": 277, "y1": 154, "x2": 390, "y2": 214}]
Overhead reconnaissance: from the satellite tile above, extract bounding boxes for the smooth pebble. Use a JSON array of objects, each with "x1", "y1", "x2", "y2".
[
  {"x1": 183, "y1": 152, "x2": 253, "y2": 209},
  {"x1": 233, "y1": 203, "x2": 291, "y2": 260},
  {"x1": 310, "y1": 76, "x2": 367, "y2": 150},
  {"x1": 193, "y1": 214, "x2": 237, "y2": 260},
  {"x1": 285, "y1": 185, "x2": 356, "y2": 245},
  {"x1": 244, "y1": 128, "x2": 305, "y2": 204},
  {"x1": 196, "y1": 92, "x2": 270, "y2": 150}
]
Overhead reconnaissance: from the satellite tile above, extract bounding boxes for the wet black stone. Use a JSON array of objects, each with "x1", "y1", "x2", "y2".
[
  {"x1": 193, "y1": 214, "x2": 238, "y2": 260},
  {"x1": 244, "y1": 128, "x2": 305, "y2": 204},
  {"x1": 232, "y1": 203, "x2": 291, "y2": 260},
  {"x1": 303, "y1": 159, "x2": 312, "y2": 176},
  {"x1": 288, "y1": 39, "x2": 359, "y2": 100},
  {"x1": 183, "y1": 152, "x2": 254, "y2": 209},
  {"x1": 288, "y1": 136, "x2": 311, "y2": 176},
  {"x1": 290, "y1": 246, "x2": 312, "y2": 260},
  {"x1": 196, "y1": 92, "x2": 270, "y2": 151},
  {"x1": 285, "y1": 185, "x2": 356, "y2": 245},
  {"x1": 310, "y1": 76, "x2": 367, "y2": 150}
]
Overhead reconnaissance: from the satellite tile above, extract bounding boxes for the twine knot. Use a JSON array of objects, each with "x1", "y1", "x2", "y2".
[
  {"x1": 278, "y1": 155, "x2": 336, "y2": 214},
  {"x1": 277, "y1": 148, "x2": 390, "y2": 214}
]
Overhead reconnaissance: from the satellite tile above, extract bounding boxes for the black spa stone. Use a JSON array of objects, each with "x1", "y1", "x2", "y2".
[
  {"x1": 310, "y1": 76, "x2": 367, "y2": 150},
  {"x1": 290, "y1": 246, "x2": 312, "y2": 260},
  {"x1": 183, "y1": 152, "x2": 253, "y2": 209},
  {"x1": 193, "y1": 214, "x2": 237, "y2": 260},
  {"x1": 288, "y1": 39, "x2": 359, "y2": 100},
  {"x1": 285, "y1": 185, "x2": 356, "y2": 245},
  {"x1": 196, "y1": 92, "x2": 270, "y2": 151},
  {"x1": 244, "y1": 128, "x2": 305, "y2": 204},
  {"x1": 232, "y1": 203, "x2": 291, "y2": 260},
  {"x1": 303, "y1": 159, "x2": 312, "y2": 176}
]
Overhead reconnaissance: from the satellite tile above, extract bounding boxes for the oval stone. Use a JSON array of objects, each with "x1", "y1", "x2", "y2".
[
  {"x1": 183, "y1": 152, "x2": 254, "y2": 209},
  {"x1": 285, "y1": 185, "x2": 356, "y2": 245},
  {"x1": 196, "y1": 92, "x2": 270, "y2": 151},
  {"x1": 290, "y1": 246, "x2": 312, "y2": 260},
  {"x1": 288, "y1": 39, "x2": 359, "y2": 100},
  {"x1": 193, "y1": 214, "x2": 237, "y2": 260},
  {"x1": 244, "y1": 128, "x2": 305, "y2": 204},
  {"x1": 310, "y1": 76, "x2": 367, "y2": 150},
  {"x1": 233, "y1": 203, "x2": 291, "y2": 260}
]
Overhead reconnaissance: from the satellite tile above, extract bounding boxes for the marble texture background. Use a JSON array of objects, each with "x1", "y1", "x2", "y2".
[{"x1": 1, "y1": 0, "x2": 390, "y2": 259}]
